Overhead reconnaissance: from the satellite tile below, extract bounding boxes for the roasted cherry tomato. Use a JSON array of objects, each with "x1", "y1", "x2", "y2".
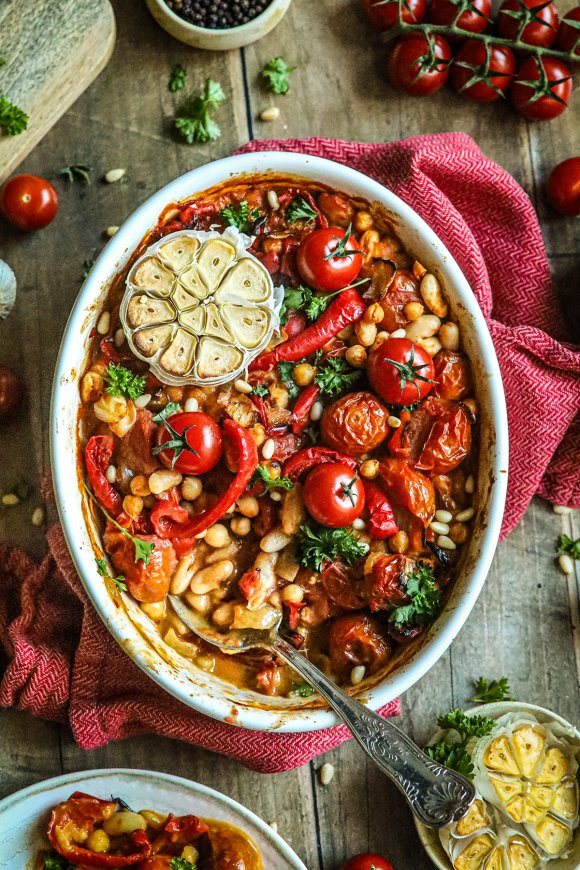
[
  {"x1": 387, "y1": 33, "x2": 452, "y2": 97},
  {"x1": 0, "y1": 365, "x2": 22, "y2": 421},
  {"x1": 428, "y1": 0, "x2": 491, "y2": 32},
  {"x1": 296, "y1": 226, "x2": 362, "y2": 292},
  {"x1": 342, "y1": 854, "x2": 395, "y2": 870},
  {"x1": 556, "y1": 6, "x2": 580, "y2": 54},
  {"x1": 510, "y1": 57, "x2": 572, "y2": 121},
  {"x1": 322, "y1": 559, "x2": 366, "y2": 610},
  {"x1": 498, "y1": 0, "x2": 559, "y2": 46},
  {"x1": 415, "y1": 404, "x2": 472, "y2": 475},
  {"x1": 546, "y1": 157, "x2": 580, "y2": 216},
  {"x1": 0, "y1": 174, "x2": 58, "y2": 231},
  {"x1": 433, "y1": 351, "x2": 472, "y2": 400},
  {"x1": 321, "y1": 391, "x2": 389, "y2": 456},
  {"x1": 451, "y1": 41, "x2": 516, "y2": 102},
  {"x1": 379, "y1": 457, "x2": 435, "y2": 526},
  {"x1": 329, "y1": 614, "x2": 392, "y2": 680},
  {"x1": 155, "y1": 411, "x2": 223, "y2": 474},
  {"x1": 303, "y1": 462, "x2": 365, "y2": 528},
  {"x1": 378, "y1": 269, "x2": 421, "y2": 331},
  {"x1": 362, "y1": 0, "x2": 426, "y2": 29},
  {"x1": 367, "y1": 337, "x2": 435, "y2": 406},
  {"x1": 365, "y1": 553, "x2": 416, "y2": 612},
  {"x1": 104, "y1": 522, "x2": 175, "y2": 602},
  {"x1": 318, "y1": 192, "x2": 355, "y2": 227}
]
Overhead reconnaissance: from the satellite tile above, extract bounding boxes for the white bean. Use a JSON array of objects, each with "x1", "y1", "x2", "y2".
[
  {"x1": 205, "y1": 523, "x2": 231, "y2": 549},
  {"x1": 405, "y1": 314, "x2": 441, "y2": 342},
  {"x1": 170, "y1": 551, "x2": 197, "y2": 594},
  {"x1": 439, "y1": 322, "x2": 459, "y2": 351},
  {"x1": 420, "y1": 273, "x2": 448, "y2": 318},
  {"x1": 390, "y1": 328, "x2": 407, "y2": 338},
  {"x1": 149, "y1": 469, "x2": 182, "y2": 494},
  {"x1": 260, "y1": 528, "x2": 293, "y2": 553},
  {"x1": 190, "y1": 559, "x2": 234, "y2": 594},
  {"x1": 416, "y1": 336, "x2": 442, "y2": 357}
]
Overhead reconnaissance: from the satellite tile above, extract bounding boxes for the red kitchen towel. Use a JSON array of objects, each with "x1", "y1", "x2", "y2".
[{"x1": 1, "y1": 134, "x2": 578, "y2": 768}]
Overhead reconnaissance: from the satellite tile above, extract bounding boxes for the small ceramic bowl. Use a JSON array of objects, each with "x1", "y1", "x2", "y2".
[
  {"x1": 415, "y1": 701, "x2": 580, "y2": 870},
  {"x1": 145, "y1": 0, "x2": 292, "y2": 50}
]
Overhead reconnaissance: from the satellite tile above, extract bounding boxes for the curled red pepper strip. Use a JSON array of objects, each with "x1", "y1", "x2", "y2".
[
  {"x1": 150, "y1": 419, "x2": 258, "y2": 539},
  {"x1": 363, "y1": 481, "x2": 399, "y2": 540},
  {"x1": 291, "y1": 384, "x2": 321, "y2": 436},
  {"x1": 47, "y1": 792, "x2": 151, "y2": 867},
  {"x1": 250, "y1": 288, "x2": 366, "y2": 372},
  {"x1": 250, "y1": 393, "x2": 270, "y2": 429},
  {"x1": 283, "y1": 446, "x2": 358, "y2": 481},
  {"x1": 85, "y1": 436, "x2": 122, "y2": 517}
]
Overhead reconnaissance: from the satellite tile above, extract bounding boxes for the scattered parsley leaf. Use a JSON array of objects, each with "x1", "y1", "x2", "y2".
[
  {"x1": 169, "y1": 63, "x2": 186, "y2": 92},
  {"x1": 96, "y1": 558, "x2": 127, "y2": 592},
  {"x1": 314, "y1": 356, "x2": 361, "y2": 398},
  {"x1": 104, "y1": 362, "x2": 146, "y2": 401},
  {"x1": 43, "y1": 852, "x2": 70, "y2": 870},
  {"x1": 85, "y1": 485, "x2": 155, "y2": 565},
  {"x1": 174, "y1": 78, "x2": 225, "y2": 144},
  {"x1": 286, "y1": 196, "x2": 318, "y2": 223},
  {"x1": 58, "y1": 164, "x2": 92, "y2": 184},
  {"x1": 471, "y1": 676, "x2": 515, "y2": 704},
  {"x1": 152, "y1": 402, "x2": 181, "y2": 424},
  {"x1": 252, "y1": 465, "x2": 294, "y2": 492},
  {"x1": 252, "y1": 384, "x2": 270, "y2": 398},
  {"x1": 278, "y1": 360, "x2": 300, "y2": 399},
  {"x1": 557, "y1": 533, "x2": 580, "y2": 561},
  {"x1": 389, "y1": 563, "x2": 441, "y2": 627},
  {"x1": 289, "y1": 682, "x2": 315, "y2": 698},
  {"x1": 82, "y1": 259, "x2": 95, "y2": 280},
  {"x1": 261, "y1": 56, "x2": 295, "y2": 95},
  {"x1": 170, "y1": 858, "x2": 197, "y2": 870},
  {"x1": 297, "y1": 523, "x2": 368, "y2": 572},
  {"x1": 220, "y1": 200, "x2": 261, "y2": 233},
  {"x1": 0, "y1": 95, "x2": 28, "y2": 136}
]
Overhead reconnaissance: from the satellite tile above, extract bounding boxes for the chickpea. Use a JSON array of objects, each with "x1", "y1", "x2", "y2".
[
  {"x1": 231, "y1": 516, "x2": 251, "y2": 536},
  {"x1": 360, "y1": 459, "x2": 379, "y2": 479},
  {"x1": 359, "y1": 229, "x2": 380, "y2": 256},
  {"x1": 86, "y1": 829, "x2": 111, "y2": 853},
  {"x1": 403, "y1": 301, "x2": 425, "y2": 322},
  {"x1": 388, "y1": 531, "x2": 409, "y2": 554},
  {"x1": 181, "y1": 476, "x2": 202, "y2": 501},
  {"x1": 130, "y1": 474, "x2": 151, "y2": 497},
  {"x1": 123, "y1": 495, "x2": 143, "y2": 520},
  {"x1": 345, "y1": 344, "x2": 367, "y2": 368},
  {"x1": 293, "y1": 363, "x2": 316, "y2": 387},
  {"x1": 166, "y1": 386, "x2": 184, "y2": 403},
  {"x1": 250, "y1": 424, "x2": 267, "y2": 447},
  {"x1": 81, "y1": 371, "x2": 104, "y2": 403},
  {"x1": 364, "y1": 302, "x2": 384, "y2": 325},
  {"x1": 371, "y1": 330, "x2": 390, "y2": 353},
  {"x1": 354, "y1": 210, "x2": 374, "y2": 233},
  {"x1": 449, "y1": 521, "x2": 470, "y2": 545},
  {"x1": 205, "y1": 523, "x2": 231, "y2": 549}
]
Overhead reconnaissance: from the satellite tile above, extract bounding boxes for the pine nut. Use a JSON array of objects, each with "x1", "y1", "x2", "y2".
[
  {"x1": 345, "y1": 344, "x2": 367, "y2": 368},
  {"x1": 310, "y1": 401, "x2": 324, "y2": 421},
  {"x1": 105, "y1": 168, "x2": 126, "y2": 183},
  {"x1": 281, "y1": 583, "x2": 304, "y2": 604},
  {"x1": 269, "y1": 821, "x2": 279, "y2": 832},
  {"x1": 388, "y1": 415, "x2": 401, "y2": 428},
  {"x1": 353, "y1": 518, "x2": 366, "y2": 530},
  {"x1": 114, "y1": 327, "x2": 125, "y2": 347},
  {"x1": 350, "y1": 665, "x2": 366, "y2": 685},
  {"x1": 360, "y1": 459, "x2": 379, "y2": 479},
  {"x1": 465, "y1": 475, "x2": 475, "y2": 494},
  {"x1": 559, "y1": 553, "x2": 574, "y2": 575},
  {"x1": 320, "y1": 763, "x2": 335, "y2": 785},
  {"x1": 97, "y1": 311, "x2": 110, "y2": 335},
  {"x1": 388, "y1": 531, "x2": 409, "y2": 554},
  {"x1": 231, "y1": 516, "x2": 251, "y2": 536},
  {"x1": 430, "y1": 520, "x2": 450, "y2": 535},
  {"x1": 260, "y1": 529, "x2": 292, "y2": 553},
  {"x1": 106, "y1": 225, "x2": 119, "y2": 237},
  {"x1": 181, "y1": 476, "x2": 202, "y2": 501},
  {"x1": 234, "y1": 378, "x2": 253, "y2": 394},
  {"x1": 552, "y1": 504, "x2": 572, "y2": 515},
  {"x1": 435, "y1": 509, "x2": 453, "y2": 523},
  {"x1": 31, "y1": 506, "x2": 45, "y2": 526},
  {"x1": 267, "y1": 189, "x2": 280, "y2": 210},
  {"x1": 439, "y1": 322, "x2": 459, "y2": 351},
  {"x1": 105, "y1": 464, "x2": 117, "y2": 484},
  {"x1": 261, "y1": 439, "x2": 275, "y2": 460},
  {"x1": 390, "y1": 328, "x2": 406, "y2": 338},
  {"x1": 260, "y1": 106, "x2": 280, "y2": 122},
  {"x1": 237, "y1": 495, "x2": 259, "y2": 517},
  {"x1": 149, "y1": 470, "x2": 182, "y2": 494},
  {"x1": 437, "y1": 535, "x2": 457, "y2": 550},
  {"x1": 404, "y1": 301, "x2": 424, "y2": 321},
  {"x1": 2, "y1": 493, "x2": 19, "y2": 506},
  {"x1": 205, "y1": 524, "x2": 231, "y2": 549},
  {"x1": 134, "y1": 393, "x2": 151, "y2": 409},
  {"x1": 184, "y1": 397, "x2": 199, "y2": 412},
  {"x1": 455, "y1": 507, "x2": 475, "y2": 522},
  {"x1": 270, "y1": 490, "x2": 282, "y2": 502}
]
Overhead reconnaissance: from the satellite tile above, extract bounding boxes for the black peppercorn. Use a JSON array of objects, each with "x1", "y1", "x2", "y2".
[{"x1": 165, "y1": 0, "x2": 272, "y2": 29}]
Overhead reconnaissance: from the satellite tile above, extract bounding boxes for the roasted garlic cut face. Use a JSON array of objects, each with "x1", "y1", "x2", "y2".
[{"x1": 120, "y1": 228, "x2": 279, "y2": 386}]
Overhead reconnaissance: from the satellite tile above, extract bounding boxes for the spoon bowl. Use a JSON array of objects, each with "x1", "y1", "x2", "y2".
[{"x1": 168, "y1": 595, "x2": 280, "y2": 653}]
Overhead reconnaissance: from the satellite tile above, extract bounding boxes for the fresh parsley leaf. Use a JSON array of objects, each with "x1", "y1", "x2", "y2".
[
  {"x1": 425, "y1": 740, "x2": 474, "y2": 779},
  {"x1": 278, "y1": 360, "x2": 300, "y2": 399},
  {"x1": 169, "y1": 63, "x2": 186, "y2": 92},
  {"x1": 389, "y1": 563, "x2": 441, "y2": 627},
  {"x1": 252, "y1": 465, "x2": 294, "y2": 492},
  {"x1": 152, "y1": 402, "x2": 181, "y2": 424},
  {"x1": 557, "y1": 533, "x2": 580, "y2": 560},
  {"x1": 437, "y1": 709, "x2": 496, "y2": 742},
  {"x1": 471, "y1": 676, "x2": 514, "y2": 704},
  {"x1": 252, "y1": 384, "x2": 270, "y2": 398},
  {"x1": 82, "y1": 259, "x2": 95, "y2": 280},
  {"x1": 170, "y1": 858, "x2": 197, "y2": 870},
  {"x1": 286, "y1": 196, "x2": 318, "y2": 223},
  {"x1": 297, "y1": 523, "x2": 368, "y2": 572},
  {"x1": 85, "y1": 485, "x2": 155, "y2": 565},
  {"x1": 95, "y1": 558, "x2": 127, "y2": 592},
  {"x1": 104, "y1": 362, "x2": 146, "y2": 401},
  {"x1": 220, "y1": 200, "x2": 261, "y2": 233},
  {"x1": 423, "y1": 707, "x2": 495, "y2": 780},
  {"x1": 58, "y1": 164, "x2": 92, "y2": 184},
  {"x1": 174, "y1": 78, "x2": 225, "y2": 144},
  {"x1": 303, "y1": 294, "x2": 330, "y2": 321},
  {"x1": 0, "y1": 95, "x2": 28, "y2": 136},
  {"x1": 289, "y1": 682, "x2": 315, "y2": 698},
  {"x1": 43, "y1": 851, "x2": 70, "y2": 870},
  {"x1": 314, "y1": 356, "x2": 361, "y2": 398},
  {"x1": 133, "y1": 537, "x2": 156, "y2": 565},
  {"x1": 261, "y1": 56, "x2": 295, "y2": 95}
]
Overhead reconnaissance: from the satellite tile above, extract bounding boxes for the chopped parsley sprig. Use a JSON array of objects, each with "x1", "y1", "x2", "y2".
[
  {"x1": 0, "y1": 95, "x2": 28, "y2": 136},
  {"x1": 169, "y1": 63, "x2": 186, "y2": 92},
  {"x1": 289, "y1": 682, "x2": 315, "y2": 698},
  {"x1": 42, "y1": 851, "x2": 70, "y2": 870},
  {"x1": 170, "y1": 858, "x2": 197, "y2": 870},
  {"x1": 424, "y1": 709, "x2": 496, "y2": 779},
  {"x1": 251, "y1": 465, "x2": 294, "y2": 493},
  {"x1": 471, "y1": 676, "x2": 515, "y2": 704},
  {"x1": 84, "y1": 485, "x2": 154, "y2": 565},
  {"x1": 278, "y1": 360, "x2": 300, "y2": 399},
  {"x1": 281, "y1": 279, "x2": 369, "y2": 324},
  {"x1": 96, "y1": 558, "x2": 127, "y2": 592},
  {"x1": 261, "y1": 56, "x2": 295, "y2": 95},
  {"x1": 314, "y1": 356, "x2": 361, "y2": 398},
  {"x1": 286, "y1": 196, "x2": 318, "y2": 223},
  {"x1": 104, "y1": 362, "x2": 146, "y2": 401},
  {"x1": 174, "y1": 78, "x2": 225, "y2": 144},
  {"x1": 557, "y1": 533, "x2": 580, "y2": 560},
  {"x1": 297, "y1": 523, "x2": 368, "y2": 572},
  {"x1": 389, "y1": 563, "x2": 441, "y2": 627},
  {"x1": 220, "y1": 200, "x2": 261, "y2": 233}
]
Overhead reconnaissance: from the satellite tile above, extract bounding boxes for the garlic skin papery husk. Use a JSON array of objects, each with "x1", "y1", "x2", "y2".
[
  {"x1": 0, "y1": 259, "x2": 17, "y2": 320},
  {"x1": 119, "y1": 226, "x2": 283, "y2": 387}
]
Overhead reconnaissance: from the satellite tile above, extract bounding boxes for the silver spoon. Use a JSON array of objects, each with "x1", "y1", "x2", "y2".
[{"x1": 168, "y1": 595, "x2": 475, "y2": 828}]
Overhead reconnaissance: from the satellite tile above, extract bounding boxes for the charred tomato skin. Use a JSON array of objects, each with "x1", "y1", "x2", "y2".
[
  {"x1": 321, "y1": 391, "x2": 389, "y2": 456},
  {"x1": 0, "y1": 174, "x2": 59, "y2": 231},
  {"x1": 329, "y1": 613, "x2": 392, "y2": 680},
  {"x1": 303, "y1": 462, "x2": 366, "y2": 528},
  {"x1": 433, "y1": 351, "x2": 472, "y2": 401},
  {"x1": 296, "y1": 226, "x2": 362, "y2": 292},
  {"x1": 546, "y1": 157, "x2": 580, "y2": 216},
  {"x1": 155, "y1": 411, "x2": 223, "y2": 475}
]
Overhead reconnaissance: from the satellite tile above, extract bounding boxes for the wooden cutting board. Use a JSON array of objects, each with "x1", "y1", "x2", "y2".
[{"x1": 0, "y1": 0, "x2": 116, "y2": 183}]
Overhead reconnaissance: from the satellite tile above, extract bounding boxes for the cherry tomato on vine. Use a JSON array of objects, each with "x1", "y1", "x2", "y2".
[
  {"x1": 451, "y1": 40, "x2": 516, "y2": 102},
  {"x1": 497, "y1": 0, "x2": 559, "y2": 47},
  {"x1": 154, "y1": 411, "x2": 223, "y2": 474},
  {"x1": 387, "y1": 33, "x2": 452, "y2": 96},
  {"x1": 427, "y1": 0, "x2": 491, "y2": 33},
  {"x1": 367, "y1": 337, "x2": 435, "y2": 405},
  {"x1": 341, "y1": 854, "x2": 395, "y2": 870},
  {"x1": 510, "y1": 56, "x2": 572, "y2": 121},
  {"x1": 556, "y1": 6, "x2": 580, "y2": 55},
  {"x1": 303, "y1": 462, "x2": 365, "y2": 528},
  {"x1": 362, "y1": 0, "x2": 426, "y2": 29},
  {"x1": 546, "y1": 157, "x2": 580, "y2": 216},
  {"x1": 0, "y1": 174, "x2": 58, "y2": 231},
  {"x1": 296, "y1": 226, "x2": 362, "y2": 292}
]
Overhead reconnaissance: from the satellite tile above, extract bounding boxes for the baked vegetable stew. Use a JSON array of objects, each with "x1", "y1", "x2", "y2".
[{"x1": 80, "y1": 176, "x2": 479, "y2": 698}]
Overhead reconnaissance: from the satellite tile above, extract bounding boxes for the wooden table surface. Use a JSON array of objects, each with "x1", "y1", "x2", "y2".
[{"x1": 1, "y1": 1, "x2": 578, "y2": 867}]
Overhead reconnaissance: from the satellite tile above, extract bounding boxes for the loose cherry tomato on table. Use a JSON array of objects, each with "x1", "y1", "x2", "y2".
[
  {"x1": 367, "y1": 337, "x2": 435, "y2": 406},
  {"x1": 556, "y1": 7, "x2": 580, "y2": 55},
  {"x1": 546, "y1": 157, "x2": 580, "y2": 216},
  {"x1": 451, "y1": 41, "x2": 516, "y2": 102},
  {"x1": 0, "y1": 174, "x2": 58, "y2": 231},
  {"x1": 303, "y1": 462, "x2": 365, "y2": 528},
  {"x1": 0, "y1": 365, "x2": 22, "y2": 420},
  {"x1": 362, "y1": 0, "x2": 426, "y2": 29},
  {"x1": 154, "y1": 411, "x2": 223, "y2": 474},
  {"x1": 296, "y1": 226, "x2": 362, "y2": 292},
  {"x1": 387, "y1": 33, "x2": 452, "y2": 97},
  {"x1": 498, "y1": 0, "x2": 559, "y2": 46},
  {"x1": 510, "y1": 57, "x2": 572, "y2": 121},
  {"x1": 428, "y1": 0, "x2": 491, "y2": 32},
  {"x1": 341, "y1": 853, "x2": 395, "y2": 870}
]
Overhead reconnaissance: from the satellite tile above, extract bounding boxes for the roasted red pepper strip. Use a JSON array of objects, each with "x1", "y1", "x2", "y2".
[
  {"x1": 363, "y1": 481, "x2": 399, "y2": 540},
  {"x1": 85, "y1": 436, "x2": 122, "y2": 517},
  {"x1": 47, "y1": 792, "x2": 151, "y2": 867},
  {"x1": 291, "y1": 384, "x2": 321, "y2": 435},
  {"x1": 250, "y1": 393, "x2": 270, "y2": 429},
  {"x1": 283, "y1": 446, "x2": 358, "y2": 481},
  {"x1": 250, "y1": 288, "x2": 366, "y2": 372},
  {"x1": 150, "y1": 420, "x2": 258, "y2": 539}
]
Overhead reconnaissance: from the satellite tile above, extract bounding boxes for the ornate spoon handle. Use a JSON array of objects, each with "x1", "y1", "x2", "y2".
[{"x1": 274, "y1": 636, "x2": 475, "y2": 828}]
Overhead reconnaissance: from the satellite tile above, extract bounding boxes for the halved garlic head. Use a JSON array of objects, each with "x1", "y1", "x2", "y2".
[{"x1": 119, "y1": 228, "x2": 279, "y2": 386}]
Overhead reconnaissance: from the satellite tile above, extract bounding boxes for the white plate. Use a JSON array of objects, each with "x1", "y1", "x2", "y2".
[{"x1": 0, "y1": 768, "x2": 306, "y2": 869}]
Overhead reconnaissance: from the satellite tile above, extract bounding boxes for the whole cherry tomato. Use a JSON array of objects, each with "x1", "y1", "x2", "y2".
[
  {"x1": 546, "y1": 157, "x2": 580, "y2": 216},
  {"x1": 303, "y1": 462, "x2": 366, "y2": 528},
  {"x1": 296, "y1": 226, "x2": 362, "y2": 292},
  {"x1": 321, "y1": 391, "x2": 389, "y2": 456},
  {"x1": 498, "y1": 0, "x2": 559, "y2": 46},
  {"x1": 451, "y1": 41, "x2": 516, "y2": 102},
  {"x1": 510, "y1": 57, "x2": 572, "y2": 121},
  {"x1": 433, "y1": 351, "x2": 472, "y2": 400},
  {"x1": 155, "y1": 411, "x2": 223, "y2": 474},
  {"x1": 387, "y1": 33, "x2": 452, "y2": 97},
  {"x1": 362, "y1": 0, "x2": 426, "y2": 29},
  {"x1": 428, "y1": 0, "x2": 491, "y2": 32},
  {"x1": 342, "y1": 854, "x2": 395, "y2": 870},
  {"x1": 329, "y1": 614, "x2": 392, "y2": 680},
  {"x1": 367, "y1": 337, "x2": 435, "y2": 406},
  {"x1": 0, "y1": 365, "x2": 22, "y2": 421},
  {"x1": 556, "y1": 7, "x2": 580, "y2": 55},
  {"x1": 0, "y1": 174, "x2": 58, "y2": 231}
]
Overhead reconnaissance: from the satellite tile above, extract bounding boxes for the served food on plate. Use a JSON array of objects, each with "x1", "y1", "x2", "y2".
[
  {"x1": 80, "y1": 175, "x2": 479, "y2": 697},
  {"x1": 38, "y1": 791, "x2": 262, "y2": 869}
]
